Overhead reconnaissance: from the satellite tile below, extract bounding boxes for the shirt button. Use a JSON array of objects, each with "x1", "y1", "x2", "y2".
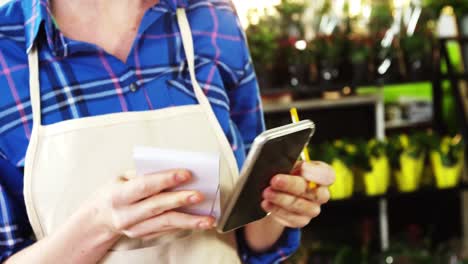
[{"x1": 130, "y1": 82, "x2": 138, "y2": 92}]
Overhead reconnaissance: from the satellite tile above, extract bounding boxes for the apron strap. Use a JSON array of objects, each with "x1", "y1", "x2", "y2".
[
  {"x1": 176, "y1": 8, "x2": 216, "y2": 111},
  {"x1": 176, "y1": 8, "x2": 240, "y2": 176},
  {"x1": 28, "y1": 46, "x2": 42, "y2": 127}
]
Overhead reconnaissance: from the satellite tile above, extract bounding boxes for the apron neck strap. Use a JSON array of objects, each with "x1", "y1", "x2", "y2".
[
  {"x1": 176, "y1": 8, "x2": 214, "y2": 110},
  {"x1": 28, "y1": 46, "x2": 42, "y2": 127}
]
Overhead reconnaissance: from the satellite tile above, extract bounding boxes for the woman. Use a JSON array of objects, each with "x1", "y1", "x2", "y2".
[{"x1": 0, "y1": 0, "x2": 335, "y2": 263}]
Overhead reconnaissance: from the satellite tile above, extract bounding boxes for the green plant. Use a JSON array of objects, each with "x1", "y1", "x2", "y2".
[
  {"x1": 369, "y1": 1, "x2": 394, "y2": 37},
  {"x1": 319, "y1": 140, "x2": 356, "y2": 167},
  {"x1": 349, "y1": 36, "x2": 371, "y2": 64},
  {"x1": 400, "y1": 33, "x2": 432, "y2": 62},
  {"x1": 276, "y1": 0, "x2": 307, "y2": 37},
  {"x1": 245, "y1": 12, "x2": 280, "y2": 72},
  {"x1": 431, "y1": 134, "x2": 464, "y2": 167},
  {"x1": 387, "y1": 134, "x2": 425, "y2": 170},
  {"x1": 315, "y1": 35, "x2": 345, "y2": 64}
]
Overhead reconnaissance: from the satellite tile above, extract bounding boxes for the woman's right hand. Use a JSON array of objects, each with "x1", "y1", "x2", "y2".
[
  {"x1": 89, "y1": 169, "x2": 215, "y2": 240},
  {"x1": 6, "y1": 169, "x2": 213, "y2": 264}
]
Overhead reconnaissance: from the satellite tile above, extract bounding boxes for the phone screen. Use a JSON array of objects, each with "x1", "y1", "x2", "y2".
[{"x1": 221, "y1": 127, "x2": 313, "y2": 232}]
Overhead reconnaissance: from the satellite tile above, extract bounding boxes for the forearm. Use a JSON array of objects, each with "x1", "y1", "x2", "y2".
[
  {"x1": 243, "y1": 216, "x2": 285, "y2": 253},
  {"x1": 5, "y1": 206, "x2": 120, "y2": 264}
]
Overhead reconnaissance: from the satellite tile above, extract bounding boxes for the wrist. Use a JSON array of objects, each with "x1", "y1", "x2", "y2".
[
  {"x1": 243, "y1": 216, "x2": 285, "y2": 253},
  {"x1": 74, "y1": 203, "x2": 122, "y2": 245}
]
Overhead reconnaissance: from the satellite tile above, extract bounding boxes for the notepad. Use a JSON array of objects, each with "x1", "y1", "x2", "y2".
[{"x1": 133, "y1": 146, "x2": 221, "y2": 219}]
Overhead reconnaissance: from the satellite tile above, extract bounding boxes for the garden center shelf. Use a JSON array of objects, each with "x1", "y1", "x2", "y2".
[
  {"x1": 262, "y1": 94, "x2": 384, "y2": 143},
  {"x1": 327, "y1": 184, "x2": 468, "y2": 205}
]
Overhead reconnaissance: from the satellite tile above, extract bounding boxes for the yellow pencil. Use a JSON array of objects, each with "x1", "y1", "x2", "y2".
[{"x1": 289, "y1": 107, "x2": 317, "y2": 189}]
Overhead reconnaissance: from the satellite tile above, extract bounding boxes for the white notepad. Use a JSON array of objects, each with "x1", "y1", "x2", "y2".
[{"x1": 133, "y1": 146, "x2": 221, "y2": 219}]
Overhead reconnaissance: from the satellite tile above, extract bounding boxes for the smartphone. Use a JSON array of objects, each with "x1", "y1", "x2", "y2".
[{"x1": 217, "y1": 120, "x2": 315, "y2": 233}]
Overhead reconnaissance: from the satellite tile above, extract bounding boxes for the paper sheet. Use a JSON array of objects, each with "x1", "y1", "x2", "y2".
[{"x1": 133, "y1": 146, "x2": 221, "y2": 218}]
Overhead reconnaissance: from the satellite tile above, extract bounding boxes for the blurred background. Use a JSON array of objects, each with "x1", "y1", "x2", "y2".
[{"x1": 232, "y1": 0, "x2": 468, "y2": 263}]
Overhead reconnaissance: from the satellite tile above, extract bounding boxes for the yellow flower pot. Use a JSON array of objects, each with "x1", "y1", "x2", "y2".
[
  {"x1": 329, "y1": 159, "x2": 354, "y2": 200},
  {"x1": 431, "y1": 151, "x2": 464, "y2": 189},
  {"x1": 363, "y1": 156, "x2": 391, "y2": 196},
  {"x1": 395, "y1": 152, "x2": 425, "y2": 192}
]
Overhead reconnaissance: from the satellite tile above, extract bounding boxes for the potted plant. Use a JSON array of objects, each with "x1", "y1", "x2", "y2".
[
  {"x1": 349, "y1": 34, "x2": 372, "y2": 85},
  {"x1": 245, "y1": 10, "x2": 281, "y2": 90},
  {"x1": 400, "y1": 4, "x2": 435, "y2": 81},
  {"x1": 387, "y1": 134, "x2": 426, "y2": 193},
  {"x1": 430, "y1": 134, "x2": 465, "y2": 189},
  {"x1": 274, "y1": 0, "x2": 310, "y2": 89},
  {"x1": 400, "y1": 33, "x2": 433, "y2": 81},
  {"x1": 319, "y1": 140, "x2": 355, "y2": 200},
  {"x1": 362, "y1": 139, "x2": 391, "y2": 196},
  {"x1": 369, "y1": 1, "x2": 401, "y2": 83},
  {"x1": 315, "y1": 34, "x2": 345, "y2": 87}
]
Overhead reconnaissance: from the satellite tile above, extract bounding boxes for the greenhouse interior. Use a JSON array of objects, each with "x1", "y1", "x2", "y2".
[{"x1": 233, "y1": 0, "x2": 468, "y2": 263}]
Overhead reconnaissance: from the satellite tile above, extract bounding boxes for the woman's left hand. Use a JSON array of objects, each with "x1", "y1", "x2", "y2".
[{"x1": 261, "y1": 161, "x2": 335, "y2": 228}]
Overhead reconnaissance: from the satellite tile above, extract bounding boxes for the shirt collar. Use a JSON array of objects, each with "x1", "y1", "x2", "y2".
[
  {"x1": 23, "y1": 0, "x2": 189, "y2": 55},
  {"x1": 23, "y1": 0, "x2": 55, "y2": 54}
]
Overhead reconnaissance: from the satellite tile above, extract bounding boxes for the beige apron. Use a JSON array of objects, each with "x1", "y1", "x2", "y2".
[{"x1": 23, "y1": 9, "x2": 242, "y2": 263}]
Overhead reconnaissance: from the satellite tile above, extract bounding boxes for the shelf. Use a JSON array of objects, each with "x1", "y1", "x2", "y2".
[
  {"x1": 262, "y1": 94, "x2": 381, "y2": 114},
  {"x1": 326, "y1": 185, "x2": 467, "y2": 206},
  {"x1": 385, "y1": 120, "x2": 433, "y2": 130}
]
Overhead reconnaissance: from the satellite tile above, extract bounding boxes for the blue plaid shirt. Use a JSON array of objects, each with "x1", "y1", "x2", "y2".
[{"x1": 0, "y1": 0, "x2": 300, "y2": 262}]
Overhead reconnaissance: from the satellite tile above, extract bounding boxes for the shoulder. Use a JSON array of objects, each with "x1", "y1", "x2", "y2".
[
  {"x1": 186, "y1": 0, "x2": 241, "y2": 29},
  {"x1": 0, "y1": 0, "x2": 26, "y2": 38},
  {"x1": 187, "y1": 0, "x2": 236, "y2": 11},
  {"x1": 0, "y1": 1, "x2": 30, "y2": 162},
  {"x1": 0, "y1": 0, "x2": 27, "y2": 62},
  {"x1": 186, "y1": 0, "x2": 249, "y2": 66},
  {"x1": 0, "y1": 0, "x2": 29, "y2": 97}
]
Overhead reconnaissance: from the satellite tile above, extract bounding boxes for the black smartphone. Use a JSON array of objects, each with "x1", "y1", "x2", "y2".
[{"x1": 217, "y1": 120, "x2": 315, "y2": 233}]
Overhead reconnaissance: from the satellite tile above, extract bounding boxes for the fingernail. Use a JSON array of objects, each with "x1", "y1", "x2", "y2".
[
  {"x1": 175, "y1": 172, "x2": 189, "y2": 182},
  {"x1": 122, "y1": 230, "x2": 134, "y2": 238},
  {"x1": 263, "y1": 189, "x2": 274, "y2": 199},
  {"x1": 274, "y1": 177, "x2": 284, "y2": 187},
  {"x1": 189, "y1": 194, "x2": 201, "y2": 203}
]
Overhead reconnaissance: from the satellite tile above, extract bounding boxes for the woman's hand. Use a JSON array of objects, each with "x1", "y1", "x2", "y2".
[
  {"x1": 89, "y1": 169, "x2": 215, "y2": 239},
  {"x1": 261, "y1": 161, "x2": 335, "y2": 228},
  {"x1": 6, "y1": 169, "x2": 213, "y2": 264},
  {"x1": 243, "y1": 161, "x2": 335, "y2": 252}
]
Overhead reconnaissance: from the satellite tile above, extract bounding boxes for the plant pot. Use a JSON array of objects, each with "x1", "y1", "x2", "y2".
[
  {"x1": 351, "y1": 62, "x2": 369, "y2": 85},
  {"x1": 319, "y1": 59, "x2": 341, "y2": 87},
  {"x1": 431, "y1": 151, "x2": 464, "y2": 189},
  {"x1": 363, "y1": 156, "x2": 391, "y2": 196},
  {"x1": 405, "y1": 58, "x2": 431, "y2": 81},
  {"x1": 255, "y1": 66, "x2": 275, "y2": 90},
  {"x1": 287, "y1": 63, "x2": 309, "y2": 88},
  {"x1": 329, "y1": 159, "x2": 354, "y2": 200},
  {"x1": 395, "y1": 153, "x2": 425, "y2": 192}
]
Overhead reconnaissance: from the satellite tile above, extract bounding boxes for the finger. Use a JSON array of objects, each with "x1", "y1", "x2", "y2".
[
  {"x1": 291, "y1": 161, "x2": 336, "y2": 186},
  {"x1": 261, "y1": 201, "x2": 313, "y2": 228},
  {"x1": 115, "y1": 169, "x2": 192, "y2": 205},
  {"x1": 314, "y1": 186, "x2": 330, "y2": 204},
  {"x1": 263, "y1": 188, "x2": 318, "y2": 217},
  {"x1": 114, "y1": 191, "x2": 204, "y2": 229},
  {"x1": 123, "y1": 212, "x2": 215, "y2": 238},
  {"x1": 270, "y1": 174, "x2": 308, "y2": 197},
  {"x1": 141, "y1": 230, "x2": 176, "y2": 242}
]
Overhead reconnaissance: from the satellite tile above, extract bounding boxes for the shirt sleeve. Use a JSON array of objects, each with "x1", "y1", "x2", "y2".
[
  {"x1": 236, "y1": 227, "x2": 301, "y2": 263},
  {"x1": 223, "y1": 3, "x2": 301, "y2": 262},
  {"x1": 0, "y1": 154, "x2": 33, "y2": 261}
]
